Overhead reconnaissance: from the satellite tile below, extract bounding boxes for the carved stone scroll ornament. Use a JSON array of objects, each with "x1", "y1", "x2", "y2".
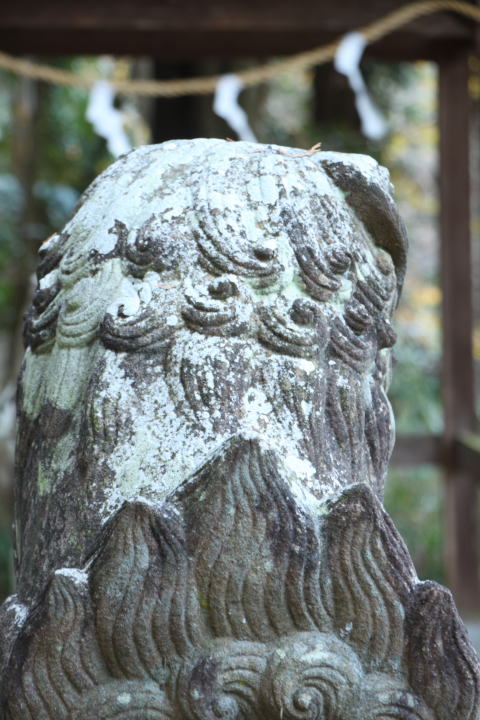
[{"x1": 0, "y1": 139, "x2": 478, "y2": 719}]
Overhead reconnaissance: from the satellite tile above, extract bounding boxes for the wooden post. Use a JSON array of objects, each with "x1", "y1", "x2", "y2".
[
  {"x1": 151, "y1": 61, "x2": 229, "y2": 144},
  {"x1": 439, "y1": 51, "x2": 480, "y2": 612}
]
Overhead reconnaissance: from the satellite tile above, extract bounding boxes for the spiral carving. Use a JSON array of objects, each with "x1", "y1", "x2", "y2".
[
  {"x1": 260, "y1": 633, "x2": 362, "y2": 720},
  {"x1": 181, "y1": 278, "x2": 250, "y2": 338},
  {"x1": 100, "y1": 306, "x2": 175, "y2": 353},
  {"x1": 119, "y1": 215, "x2": 183, "y2": 278},
  {"x1": 360, "y1": 674, "x2": 434, "y2": 720},
  {"x1": 176, "y1": 642, "x2": 266, "y2": 720},
  {"x1": 193, "y1": 217, "x2": 281, "y2": 289},
  {"x1": 258, "y1": 300, "x2": 325, "y2": 359}
]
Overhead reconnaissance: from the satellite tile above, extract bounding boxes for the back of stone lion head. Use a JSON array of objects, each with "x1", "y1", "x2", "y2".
[{"x1": 19, "y1": 140, "x2": 406, "y2": 556}]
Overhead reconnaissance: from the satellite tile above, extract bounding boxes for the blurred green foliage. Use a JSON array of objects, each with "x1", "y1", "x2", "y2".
[
  {"x1": 390, "y1": 336, "x2": 442, "y2": 434},
  {"x1": 385, "y1": 465, "x2": 444, "y2": 583},
  {"x1": 0, "y1": 61, "x2": 111, "y2": 330}
]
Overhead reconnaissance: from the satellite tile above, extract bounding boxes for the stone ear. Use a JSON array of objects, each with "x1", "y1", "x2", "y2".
[{"x1": 321, "y1": 157, "x2": 408, "y2": 295}]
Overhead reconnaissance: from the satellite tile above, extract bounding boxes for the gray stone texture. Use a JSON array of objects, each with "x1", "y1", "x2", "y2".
[{"x1": 0, "y1": 139, "x2": 478, "y2": 719}]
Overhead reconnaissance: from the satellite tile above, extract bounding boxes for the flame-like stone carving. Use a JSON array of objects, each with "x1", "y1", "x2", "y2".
[{"x1": 0, "y1": 139, "x2": 478, "y2": 718}]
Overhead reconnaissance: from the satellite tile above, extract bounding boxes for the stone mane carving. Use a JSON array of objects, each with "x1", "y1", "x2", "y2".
[{"x1": 0, "y1": 139, "x2": 478, "y2": 719}]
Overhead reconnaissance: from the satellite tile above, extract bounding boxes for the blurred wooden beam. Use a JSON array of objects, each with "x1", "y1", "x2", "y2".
[
  {"x1": 391, "y1": 435, "x2": 480, "y2": 475},
  {"x1": 0, "y1": 1, "x2": 476, "y2": 59},
  {"x1": 391, "y1": 435, "x2": 442, "y2": 466},
  {"x1": 455, "y1": 438, "x2": 480, "y2": 478}
]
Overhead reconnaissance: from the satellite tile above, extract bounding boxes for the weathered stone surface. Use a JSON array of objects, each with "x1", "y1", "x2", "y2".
[{"x1": 0, "y1": 139, "x2": 478, "y2": 718}]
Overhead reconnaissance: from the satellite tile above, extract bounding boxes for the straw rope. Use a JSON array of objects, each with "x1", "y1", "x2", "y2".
[{"x1": 0, "y1": 0, "x2": 479, "y2": 96}]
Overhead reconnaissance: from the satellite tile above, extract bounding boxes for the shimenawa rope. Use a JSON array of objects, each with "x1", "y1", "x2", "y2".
[{"x1": 0, "y1": 0, "x2": 479, "y2": 97}]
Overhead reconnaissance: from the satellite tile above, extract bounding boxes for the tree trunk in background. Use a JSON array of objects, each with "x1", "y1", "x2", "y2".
[
  {"x1": 0, "y1": 73, "x2": 45, "y2": 602},
  {"x1": 10, "y1": 72, "x2": 45, "y2": 377},
  {"x1": 314, "y1": 63, "x2": 360, "y2": 130}
]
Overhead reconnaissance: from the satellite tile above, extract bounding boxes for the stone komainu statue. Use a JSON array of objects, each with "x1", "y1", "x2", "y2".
[{"x1": 0, "y1": 139, "x2": 478, "y2": 719}]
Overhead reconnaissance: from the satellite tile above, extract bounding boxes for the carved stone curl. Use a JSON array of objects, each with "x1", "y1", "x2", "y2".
[{"x1": 0, "y1": 139, "x2": 478, "y2": 719}]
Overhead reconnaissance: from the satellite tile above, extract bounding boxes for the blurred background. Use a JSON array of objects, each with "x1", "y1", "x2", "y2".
[{"x1": 0, "y1": 4, "x2": 479, "y2": 645}]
